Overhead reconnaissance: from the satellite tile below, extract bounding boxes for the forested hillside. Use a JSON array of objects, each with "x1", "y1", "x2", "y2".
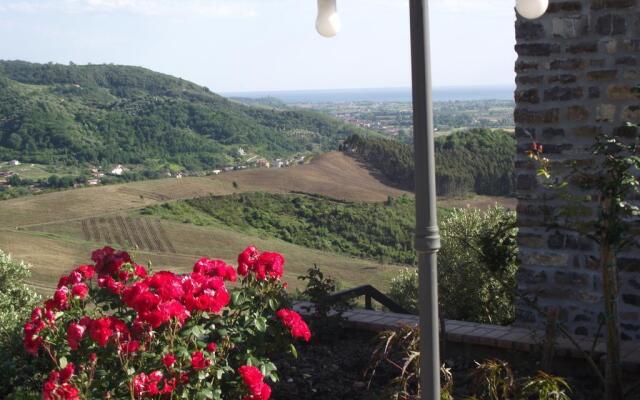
[
  {"x1": 343, "y1": 129, "x2": 516, "y2": 196},
  {"x1": 144, "y1": 192, "x2": 419, "y2": 265},
  {"x1": 0, "y1": 61, "x2": 367, "y2": 169}
]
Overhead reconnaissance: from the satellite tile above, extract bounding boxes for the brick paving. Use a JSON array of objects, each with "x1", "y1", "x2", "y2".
[{"x1": 293, "y1": 301, "x2": 640, "y2": 369}]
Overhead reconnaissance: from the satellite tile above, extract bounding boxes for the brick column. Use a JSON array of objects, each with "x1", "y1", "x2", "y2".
[{"x1": 514, "y1": 0, "x2": 640, "y2": 340}]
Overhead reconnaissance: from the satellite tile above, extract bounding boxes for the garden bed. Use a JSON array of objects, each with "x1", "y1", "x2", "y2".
[{"x1": 272, "y1": 327, "x2": 640, "y2": 399}]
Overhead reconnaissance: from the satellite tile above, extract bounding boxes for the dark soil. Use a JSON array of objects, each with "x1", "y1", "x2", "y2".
[
  {"x1": 271, "y1": 330, "x2": 388, "y2": 399},
  {"x1": 272, "y1": 328, "x2": 640, "y2": 400}
]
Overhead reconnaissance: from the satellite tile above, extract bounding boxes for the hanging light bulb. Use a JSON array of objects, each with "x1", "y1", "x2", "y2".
[
  {"x1": 516, "y1": 0, "x2": 549, "y2": 19},
  {"x1": 316, "y1": 0, "x2": 341, "y2": 38}
]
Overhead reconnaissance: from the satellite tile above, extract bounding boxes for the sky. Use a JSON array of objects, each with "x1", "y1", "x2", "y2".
[{"x1": 0, "y1": 0, "x2": 518, "y2": 93}]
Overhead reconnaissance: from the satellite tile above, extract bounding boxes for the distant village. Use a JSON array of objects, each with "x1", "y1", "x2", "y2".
[{"x1": 0, "y1": 147, "x2": 308, "y2": 194}]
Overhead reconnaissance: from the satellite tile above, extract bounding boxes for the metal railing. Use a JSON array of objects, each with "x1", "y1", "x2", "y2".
[{"x1": 324, "y1": 284, "x2": 410, "y2": 314}]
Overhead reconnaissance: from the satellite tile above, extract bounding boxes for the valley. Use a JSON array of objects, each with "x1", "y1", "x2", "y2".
[{"x1": 0, "y1": 151, "x2": 515, "y2": 294}]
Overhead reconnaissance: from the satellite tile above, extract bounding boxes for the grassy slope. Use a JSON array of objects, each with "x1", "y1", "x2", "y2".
[
  {"x1": 0, "y1": 152, "x2": 406, "y2": 294},
  {"x1": 143, "y1": 192, "x2": 418, "y2": 265},
  {"x1": 0, "y1": 152, "x2": 409, "y2": 227},
  {"x1": 0, "y1": 152, "x2": 515, "y2": 294}
]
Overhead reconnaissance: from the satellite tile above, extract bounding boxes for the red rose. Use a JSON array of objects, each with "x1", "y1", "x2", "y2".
[
  {"x1": 237, "y1": 246, "x2": 259, "y2": 276},
  {"x1": 194, "y1": 258, "x2": 237, "y2": 282},
  {"x1": 88, "y1": 317, "x2": 113, "y2": 347},
  {"x1": 71, "y1": 283, "x2": 89, "y2": 299},
  {"x1": 119, "y1": 340, "x2": 140, "y2": 354},
  {"x1": 66, "y1": 323, "x2": 86, "y2": 350},
  {"x1": 190, "y1": 351, "x2": 211, "y2": 370},
  {"x1": 257, "y1": 252, "x2": 284, "y2": 280},
  {"x1": 134, "y1": 264, "x2": 148, "y2": 278},
  {"x1": 206, "y1": 342, "x2": 217, "y2": 353},
  {"x1": 75, "y1": 264, "x2": 95, "y2": 280},
  {"x1": 238, "y1": 365, "x2": 271, "y2": 400},
  {"x1": 98, "y1": 275, "x2": 124, "y2": 294},
  {"x1": 162, "y1": 353, "x2": 176, "y2": 369},
  {"x1": 67, "y1": 271, "x2": 83, "y2": 285},
  {"x1": 148, "y1": 271, "x2": 184, "y2": 301},
  {"x1": 276, "y1": 309, "x2": 311, "y2": 342},
  {"x1": 46, "y1": 287, "x2": 70, "y2": 311},
  {"x1": 92, "y1": 246, "x2": 132, "y2": 276},
  {"x1": 43, "y1": 365, "x2": 80, "y2": 400}
]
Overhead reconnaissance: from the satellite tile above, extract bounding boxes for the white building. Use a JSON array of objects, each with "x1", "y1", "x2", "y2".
[
  {"x1": 110, "y1": 165, "x2": 124, "y2": 176},
  {"x1": 9, "y1": 160, "x2": 20, "y2": 166},
  {"x1": 212, "y1": 170, "x2": 222, "y2": 175}
]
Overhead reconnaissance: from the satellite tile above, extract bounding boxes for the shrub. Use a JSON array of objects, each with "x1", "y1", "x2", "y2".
[
  {"x1": 297, "y1": 266, "x2": 353, "y2": 340},
  {"x1": 368, "y1": 327, "x2": 571, "y2": 400},
  {"x1": 387, "y1": 268, "x2": 419, "y2": 314},
  {"x1": 0, "y1": 251, "x2": 41, "y2": 338},
  {"x1": 0, "y1": 251, "x2": 43, "y2": 398},
  {"x1": 17, "y1": 246, "x2": 310, "y2": 399},
  {"x1": 387, "y1": 206, "x2": 518, "y2": 325}
]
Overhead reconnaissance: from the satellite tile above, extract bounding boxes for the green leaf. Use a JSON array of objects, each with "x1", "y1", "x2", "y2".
[
  {"x1": 58, "y1": 357, "x2": 67, "y2": 369},
  {"x1": 247, "y1": 356, "x2": 259, "y2": 366},
  {"x1": 290, "y1": 344, "x2": 298, "y2": 359},
  {"x1": 254, "y1": 316, "x2": 267, "y2": 332},
  {"x1": 231, "y1": 291, "x2": 241, "y2": 306},
  {"x1": 196, "y1": 389, "x2": 214, "y2": 400}
]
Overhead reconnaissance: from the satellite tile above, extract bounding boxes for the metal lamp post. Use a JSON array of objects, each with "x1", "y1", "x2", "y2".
[{"x1": 314, "y1": 1, "x2": 548, "y2": 399}]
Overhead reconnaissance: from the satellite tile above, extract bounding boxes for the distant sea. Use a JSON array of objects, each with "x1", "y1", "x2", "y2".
[{"x1": 222, "y1": 85, "x2": 515, "y2": 103}]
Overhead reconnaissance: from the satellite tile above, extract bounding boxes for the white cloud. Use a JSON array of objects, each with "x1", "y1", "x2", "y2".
[{"x1": 0, "y1": 0, "x2": 258, "y2": 18}]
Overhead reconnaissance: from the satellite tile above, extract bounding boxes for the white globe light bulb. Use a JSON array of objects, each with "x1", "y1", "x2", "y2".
[
  {"x1": 516, "y1": 0, "x2": 549, "y2": 19},
  {"x1": 316, "y1": 0, "x2": 341, "y2": 38}
]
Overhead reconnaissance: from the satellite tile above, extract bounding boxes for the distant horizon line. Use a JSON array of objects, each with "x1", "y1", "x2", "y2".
[{"x1": 221, "y1": 84, "x2": 516, "y2": 96}]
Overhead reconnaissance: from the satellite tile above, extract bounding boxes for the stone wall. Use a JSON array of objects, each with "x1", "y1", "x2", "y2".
[{"x1": 514, "y1": 0, "x2": 640, "y2": 340}]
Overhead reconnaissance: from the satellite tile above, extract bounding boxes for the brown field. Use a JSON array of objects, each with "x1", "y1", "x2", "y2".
[
  {"x1": 215, "y1": 152, "x2": 409, "y2": 202},
  {"x1": 4, "y1": 218, "x2": 397, "y2": 295},
  {"x1": 0, "y1": 152, "x2": 407, "y2": 229},
  {"x1": 0, "y1": 151, "x2": 515, "y2": 295},
  {"x1": 0, "y1": 152, "x2": 408, "y2": 294}
]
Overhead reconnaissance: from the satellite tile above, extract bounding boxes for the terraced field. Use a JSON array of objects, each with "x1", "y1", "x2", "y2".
[
  {"x1": 80, "y1": 216, "x2": 176, "y2": 253},
  {"x1": 0, "y1": 151, "x2": 515, "y2": 294},
  {"x1": 0, "y1": 152, "x2": 409, "y2": 294}
]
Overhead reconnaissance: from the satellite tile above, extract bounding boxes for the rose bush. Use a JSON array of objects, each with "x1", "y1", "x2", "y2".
[{"x1": 23, "y1": 245, "x2": 310, "y2": 399}]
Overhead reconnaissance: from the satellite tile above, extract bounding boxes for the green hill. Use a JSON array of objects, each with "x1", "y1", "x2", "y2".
[
  {"x1": 0, "y1": 60, "x2": 368, "y2": 169},
  {"x1": 343, "y1": 129, "x2": 516, "y2": 196},
  {"x1": 143, "y1": 192, "x2": 421, "y2": 265}
]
